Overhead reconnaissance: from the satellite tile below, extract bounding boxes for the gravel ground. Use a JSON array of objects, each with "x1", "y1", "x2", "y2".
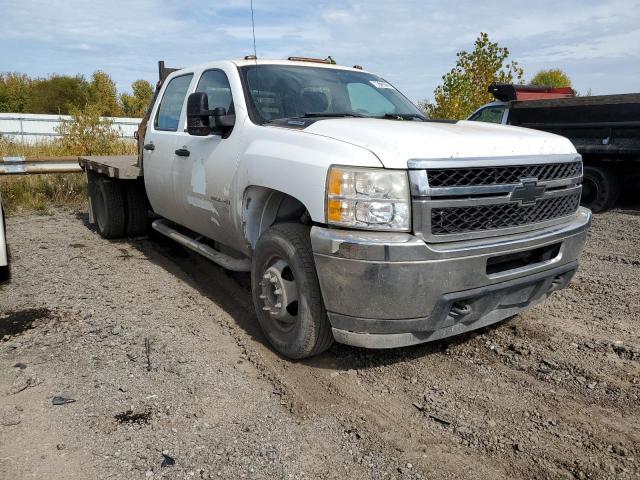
[{"x1": 0, "y1": 208, "x2": 638, "y2": 479}]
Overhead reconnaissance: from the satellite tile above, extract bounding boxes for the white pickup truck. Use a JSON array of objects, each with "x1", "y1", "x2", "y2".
[{"x1": 80, "y1": 57, "x2": 591, "y2": 358}]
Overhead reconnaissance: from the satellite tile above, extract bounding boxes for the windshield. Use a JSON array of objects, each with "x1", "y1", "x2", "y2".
[{"x1": 238, "y1": 65, "x2": 425, "y2": 124}]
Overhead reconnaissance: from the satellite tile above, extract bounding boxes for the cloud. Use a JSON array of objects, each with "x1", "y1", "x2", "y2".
[{"x1": 1, "y1": 0, "x2": 638, "y2": 100}]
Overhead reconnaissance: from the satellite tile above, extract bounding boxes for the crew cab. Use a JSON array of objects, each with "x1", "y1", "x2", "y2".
[{"x1": 79, "y1": 58, "x2": 591, "y2": 358}]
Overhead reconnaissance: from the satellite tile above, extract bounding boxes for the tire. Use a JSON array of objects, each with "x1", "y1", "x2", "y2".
[
  {"x1": 251, "y1": 223, "x2": 333, "y2": 359},
  {"x1": 581, "y1": 165, "x2": 620, "y2": 213},
  {"x1": 92, "y1": 177, "x2": 126, "y2": 239},
  {"x1": 124, "y1": 181, "x2": 149, "y2": 237}
]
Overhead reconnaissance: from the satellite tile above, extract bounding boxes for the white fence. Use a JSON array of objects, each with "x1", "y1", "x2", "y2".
[{"x1": 0, "y1": 113, "x2": 142, "y2": 145}]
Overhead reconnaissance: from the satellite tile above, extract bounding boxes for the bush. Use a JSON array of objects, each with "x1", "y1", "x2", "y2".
[{"x1": 56, "y1": 104, "x2": 130, "y2": 156}]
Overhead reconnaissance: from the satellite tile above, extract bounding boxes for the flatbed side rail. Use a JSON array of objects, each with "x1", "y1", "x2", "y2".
[{"x1": 0, "y1": 156, "x2": 82, "y2": 175}]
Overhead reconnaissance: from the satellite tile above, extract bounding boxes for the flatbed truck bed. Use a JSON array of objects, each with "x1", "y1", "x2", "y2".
[
  {"x1": 78, "y1": 155, "x2": 146, "y2": 233},
  {"x1": 78, "y1": 155, "x2": 141, "y2": 179}
]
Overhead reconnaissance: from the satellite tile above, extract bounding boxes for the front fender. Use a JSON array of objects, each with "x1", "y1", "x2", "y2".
[{"x1": 235, "y1": 126, "x2": 382, "y2": 223}]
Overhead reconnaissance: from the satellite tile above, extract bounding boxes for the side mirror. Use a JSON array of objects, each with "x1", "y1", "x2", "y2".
[
  {"x1": 186, "y1": 92, "x2": 212, "y2": 136},
  {"x1": 212, "y1": 107, "x2": 235, "y2": 130},
  {"x1": 186, "y1": 92, "x2": 236, "y2": 137}
]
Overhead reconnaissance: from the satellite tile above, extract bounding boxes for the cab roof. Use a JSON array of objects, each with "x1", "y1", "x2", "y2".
[{"x1": 231, "y1": 58, "x2": 369, "y2": 73}]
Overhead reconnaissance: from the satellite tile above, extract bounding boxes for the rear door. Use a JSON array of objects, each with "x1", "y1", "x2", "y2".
[
  {"x1": 171, "y1": 67, "x2": 243, "y2": 246},
  {"x1": 143, "y1": 73, "x2": 194, "y2": 221}
]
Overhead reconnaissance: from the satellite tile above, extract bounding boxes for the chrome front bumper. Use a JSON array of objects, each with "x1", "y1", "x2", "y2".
[{"x1": 311, "y1": 207, "x2": 591, "y2": 349}]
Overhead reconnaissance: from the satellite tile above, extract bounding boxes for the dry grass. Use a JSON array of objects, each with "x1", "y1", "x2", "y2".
[
  {"x1": 1, "y1": 173, "x2": 86, "y2": 214},
  {"x1": 0, "y1": 138, "x2": 136, "y2": 215}
]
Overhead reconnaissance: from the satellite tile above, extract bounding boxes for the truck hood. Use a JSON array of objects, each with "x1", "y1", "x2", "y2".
[{"x1": 303, "y1": 118, "x2": 577, "y2": 168}]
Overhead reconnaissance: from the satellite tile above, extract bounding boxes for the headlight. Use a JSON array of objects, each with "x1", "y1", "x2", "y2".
[{"x1": 325, "y1": 166, "x2": 411, "y2": 231}]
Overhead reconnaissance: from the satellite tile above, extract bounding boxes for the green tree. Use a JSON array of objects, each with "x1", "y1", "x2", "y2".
[
  {"x1": 120, "y1": 79, "x2": 154, "y2": 117},
  {"x1": 0, "y1": 73, "x2": 32, "y2": 112},
  {"x1": 421, "y1": 32, "x2": 524, "y2": 120},
  {"x1": 530, "y1": 69, "x2": 572, "y2": 88},
  {"x1": 88, "y1": 71, "x2": 121, "y2": 116},
  {"x1": 27, "y1": 74, "x2": 89, "y2": 114}
]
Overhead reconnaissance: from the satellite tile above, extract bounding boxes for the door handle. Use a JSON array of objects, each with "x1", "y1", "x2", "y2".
[
  {"x1": 143, "y1": 143, "x2": 155, "y2": 151},
  {"x1": 175, "y1": 148, "x2": 190, "y2": 157}
]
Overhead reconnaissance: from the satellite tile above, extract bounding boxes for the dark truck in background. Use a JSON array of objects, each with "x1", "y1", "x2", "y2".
[{"x1": 469, "y1": 84, "x2": 640, "y2": 212}]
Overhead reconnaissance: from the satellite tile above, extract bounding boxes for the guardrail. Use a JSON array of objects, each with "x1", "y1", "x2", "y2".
[{"x1": 0, "y1": 156, "x2": 82, "y2": 175}]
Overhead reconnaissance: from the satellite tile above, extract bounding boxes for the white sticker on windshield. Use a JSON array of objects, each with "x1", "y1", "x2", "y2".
[{"x1": 370, "y1": 80, "x2": 394, "y2": 89}]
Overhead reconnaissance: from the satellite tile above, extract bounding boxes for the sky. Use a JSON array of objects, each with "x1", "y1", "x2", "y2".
[{"x1": 1, "y1": 0, "x2": 639, "y2": 103}]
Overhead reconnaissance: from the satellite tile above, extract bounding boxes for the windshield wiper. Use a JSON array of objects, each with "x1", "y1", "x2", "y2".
[
  {"x1": 301, "y1": 112, "x2": 366, "y2": 118},
  {"x1": 378, "y1": 113, "x2": 426, "y2": 121},
  {"x1": 266, "y1": 112, "x2": 366, "y2": 124}
]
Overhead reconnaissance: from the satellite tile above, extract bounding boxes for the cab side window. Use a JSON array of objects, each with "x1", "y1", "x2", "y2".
[
  {"x1": 155, "y1": 74, "x2": 193, "y2": 131},
  {"x1": 469, "y1": 105, "x2": 505, "y2": 124},
  {"x1": 196, "y1": 70, "x2": 233, "y2": 112}
]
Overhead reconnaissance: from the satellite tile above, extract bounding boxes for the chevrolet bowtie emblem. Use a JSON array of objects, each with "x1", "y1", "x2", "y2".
[{"x1": 510, "y1": 178, "x2": 546, "y2": 206}]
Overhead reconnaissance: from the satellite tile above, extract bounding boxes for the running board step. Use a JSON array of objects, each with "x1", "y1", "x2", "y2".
[{"x1": 152, "y1": 219, "x2": 251, "y2": 272}]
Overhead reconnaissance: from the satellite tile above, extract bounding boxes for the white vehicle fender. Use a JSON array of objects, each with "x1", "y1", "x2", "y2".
[{"x1": 233, "y1": 126, "x2": 382, "y2": 247}]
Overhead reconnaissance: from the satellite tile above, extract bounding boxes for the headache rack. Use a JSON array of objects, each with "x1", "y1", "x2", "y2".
[{"x1": 408, "y1": 155, "x2": 583, "y2": 243}]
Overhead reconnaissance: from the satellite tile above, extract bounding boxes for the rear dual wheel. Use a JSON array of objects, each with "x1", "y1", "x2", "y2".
[
  {"x1": 90, "y1": 175, "x2": 148, "y2": 239},
  {"x1": 251, "y1": 223, "x2": 333, "y2": 359},
  {"x1": 92, "y1": 177, "x2": 126, "y2": 239}
]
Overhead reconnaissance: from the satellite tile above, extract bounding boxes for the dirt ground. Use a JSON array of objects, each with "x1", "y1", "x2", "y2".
[{"x1": 0, "y1": 208, "x2": 638, "y2": 480}]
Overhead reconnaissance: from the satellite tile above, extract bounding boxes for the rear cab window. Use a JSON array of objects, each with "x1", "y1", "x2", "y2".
[{"x1": 154, "y1": 74, "x2": 194, "y2": 131}]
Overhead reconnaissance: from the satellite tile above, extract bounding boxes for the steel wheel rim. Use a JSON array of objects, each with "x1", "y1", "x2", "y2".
[{"x1": 259, "y1": 257, "x2": 299, "y2": 333}]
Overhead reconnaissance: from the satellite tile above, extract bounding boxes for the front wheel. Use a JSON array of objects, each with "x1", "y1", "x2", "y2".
[{"x1": 251, "y1": 223, "x2": 333, "y2": 359}]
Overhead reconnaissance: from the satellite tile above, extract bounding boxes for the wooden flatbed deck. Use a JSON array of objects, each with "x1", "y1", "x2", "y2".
[{"x1": 78, "y1": 155, "x2": 140, "y2": 179}]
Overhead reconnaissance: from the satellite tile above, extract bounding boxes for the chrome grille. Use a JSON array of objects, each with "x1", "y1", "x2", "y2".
[
  {"x1": 426, "y1": 161, "x2": 582, "y2": 187},
  {"x1": 408, "y1": 154, "x2": 583, "y2": 243},
  {"x1": 431, "y1": 191, "x2": 581, "y2": 235}
]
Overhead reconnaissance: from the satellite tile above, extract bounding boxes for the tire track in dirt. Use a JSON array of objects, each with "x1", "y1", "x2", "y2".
[
  {"x1": 143, "y1": 235, "x2": 510, "y2": 479},
  {"x1": 143, "y1": 208, "x2": 640, "y2": 480}
]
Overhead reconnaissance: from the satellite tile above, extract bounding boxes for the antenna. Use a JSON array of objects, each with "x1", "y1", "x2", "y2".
[
  {"x1": 250, "y1": 0, "x2": 257, "y2": 62},
  {"x1": 248, "y1": 0, "x2": 261, "y2": 120}
]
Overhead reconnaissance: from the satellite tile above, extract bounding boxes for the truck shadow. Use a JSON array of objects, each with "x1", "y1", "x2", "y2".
[
  {"x1": 135, "y1": 240, "x2": 504, "y2": 371},
  {"x1": 74, "y1": 212, "x2": 514, "y2": 370}
]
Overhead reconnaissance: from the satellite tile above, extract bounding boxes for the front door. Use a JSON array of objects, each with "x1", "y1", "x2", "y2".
[
  {"x1": 172, "y1": 68, "x2": 243, "y2": 247},
  {"x1": 143, "y1": 73, "x2": 194, "y2": 222}
]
